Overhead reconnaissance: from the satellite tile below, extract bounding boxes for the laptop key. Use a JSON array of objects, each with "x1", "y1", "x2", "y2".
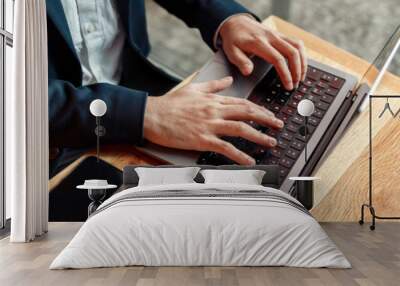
[
  {"x1": 265, "y1": 96, "x2": 274, "y2": 103},
  {"x1": 306, "y1": 94, "x2": 317, "y2": 102},
  {"x1": 286, "y1": 149, "x2": 300, "y2": 159},
  {"x1": 314, "y1": 109, "x2": 324, "y2": 118},
  {"x1": 197, "y1": 156, "x2": 208, "y2": 164},
  {"x1": 281, "y1": 106, "x2": 295, "y2": 116},
  {"x1": 293, "y1": 92, "x2": 304, "y2": 101},
  {"x1": 288, "y1": 100, "x2": 299, "y2": 109},
  {"x1": 268, "y1": 129, "x2": 279, "y2": 137},
  {"x1": 317, "y1": 81, "x2": 329, "y2": 89},
  {"x1": 277, "y1": 138, "x2": 290, "y2": 149},
  {"x1": 253, "y1": 148, "x2": 267, "y2": 162},
  {"x1": 280, "y1": 157, "x2": 294, "y2": 168},
  {"x1": 276, "y1": 113, "x2": 289, "y2": 123},
  {"x1": 276, "y1": 97, "x2": 287, "y2": 105},
  {"x1": 308, "y1": 117, "x2": 320, "y2": 126},
  {"x1": 270, "y1": 103, "x2": 281, "y2": 113},
  {"x1": 269, "y1": 158, "x2": 279, "y2": 165},
  {"x1": 325, "y1": 87, "x2": 339, "y2": 96},
  {"x1": 279, "y1": 167, "x2": 289, "y2": 177},
  {"x1": 308, "y1": 125, "x2": 316, "y2": 134},
  {"x1": 283, "y1": 91, "x2": 291, "y2": 97},
  {"x1": 330, "y1": 77, "x2": 344, "y2": 89},
  {"x1": 291, "y1": 140, "x2": 304, "y2": 151},
  {"x1": 271, "y1": 148, "x2": 284, "y2": 158},
  {"x1": 307, "y1": 67, "x2": 322, "y2": 80},
  {"x1": 292, "y1": 115, "x2": 304, "y2": 125},
  {"x1": 286, "y1": 123, "x2": 298, "y2": 133},
  {"x1": 311, "y1": 87, "x2": 324, "y2": 96},
  {"x1": 281, "y1": 131, "x2": 294, "y2": 141},
  {"x1": 321, "y1": 73, "x2": 334, "y2": 82},
  {"x1": 320, "y1": 94, "x2": 333, "y2": 103},
  {"x1": 296, "y1": 133, "x2": 307, "y2": 142},
  {"x1": 298, "y1": 86, "x2": 309, "y2": 94},
  {"x1": 303, "y1": 79, "x2": 314, "y2": 87},
  {"x1": 316, "y1": 101, "x2": 329, "y2": 111}
]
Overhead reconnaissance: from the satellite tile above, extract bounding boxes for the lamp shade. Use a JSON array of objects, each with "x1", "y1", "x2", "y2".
[
  {"x1": 297, "y1": 99, "x2": 315, "y2": 117},
  {"x1": 90, "y1": 99, "x2": 107, "y2": 117}
]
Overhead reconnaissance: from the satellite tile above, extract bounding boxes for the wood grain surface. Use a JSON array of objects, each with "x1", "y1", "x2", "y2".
[
  {"x1": 49, "y1": 16, "x2": 400, "y2": 222},
  {"x1": 1, "y1": 222, "x2": 400, "y2": 286},
  {"x1": 272, "y1": 14, "x2": 400, "y2": 221},
  {"x1": 49, "y1": 145, "x2": 165, "y2": 191}
]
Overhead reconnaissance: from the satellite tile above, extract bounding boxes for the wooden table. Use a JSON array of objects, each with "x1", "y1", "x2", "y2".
[{"x1": 49, "y1": 16, "x2": 400, "y2": 222}]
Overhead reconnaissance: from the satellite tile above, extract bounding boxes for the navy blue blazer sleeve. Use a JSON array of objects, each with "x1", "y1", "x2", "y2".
[
  {"x1": 154, "y1": 0, "x2": 252, "y2": 49},
  {"x1": 49, "y1": 79, "x2": 147, "y2": 148}
]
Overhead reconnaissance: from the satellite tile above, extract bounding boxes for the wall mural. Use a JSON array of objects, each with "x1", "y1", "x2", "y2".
[{"x1": 46, "y1": 2, "x2": 400, "y2": 224}]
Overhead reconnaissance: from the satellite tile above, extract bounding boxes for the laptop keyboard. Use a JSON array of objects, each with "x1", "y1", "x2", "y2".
[{"x1": 197, "y1": 65, "x2": 345, "y2": 183}]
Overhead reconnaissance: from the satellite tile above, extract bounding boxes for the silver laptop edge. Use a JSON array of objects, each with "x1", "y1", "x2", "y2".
[{"x1": 359, "y1": 26, "x2": 400, "y2": 111}]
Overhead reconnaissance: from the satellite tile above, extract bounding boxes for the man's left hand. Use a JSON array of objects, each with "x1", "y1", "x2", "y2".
[{"x1": 219, "y1": 15, "x2": 307, "y2": 90}]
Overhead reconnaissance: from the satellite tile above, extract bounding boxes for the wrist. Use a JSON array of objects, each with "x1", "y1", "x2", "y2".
[
  {"x1": 219, "y1": 14, "x2": 255, "y2": 41},
  {"x1": 143, "y1": 96, "x2": 158, "y2": 142}
]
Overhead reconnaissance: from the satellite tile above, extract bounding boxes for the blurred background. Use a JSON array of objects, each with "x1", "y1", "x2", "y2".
[{"x1": 146, "y1": 0, "x2": 400, "y2": 78}]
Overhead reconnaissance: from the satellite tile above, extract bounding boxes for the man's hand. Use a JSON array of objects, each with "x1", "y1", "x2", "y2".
[
  {"x1": 219, "y1": 15, "x2": 307, "y2": 90},
  {"x1": 143, "y1": 77, "x2": 284, "y2": 165}
]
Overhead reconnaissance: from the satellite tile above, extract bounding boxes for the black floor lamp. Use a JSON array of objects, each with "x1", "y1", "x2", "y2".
[{"x1": 359, "y1": 95, "x2": 400, "y2": 230}]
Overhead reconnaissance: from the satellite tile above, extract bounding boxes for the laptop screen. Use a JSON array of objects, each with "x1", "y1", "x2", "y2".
[{"x1": 358, "y1": 25, "x2": 400, "y2": 110}]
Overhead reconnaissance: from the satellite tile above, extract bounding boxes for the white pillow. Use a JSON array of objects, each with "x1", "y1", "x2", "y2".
[
  {"x1": 200, "y1": 169, "x2": 266, "y2": 185},
  {"x1": 135, "y1": 167, "x2": 201, "y2": 186}
]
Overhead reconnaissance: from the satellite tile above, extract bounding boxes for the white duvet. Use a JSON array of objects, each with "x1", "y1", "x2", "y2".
[{"x1": 50, "y1": 183, "x2": 350, "y2": 269}]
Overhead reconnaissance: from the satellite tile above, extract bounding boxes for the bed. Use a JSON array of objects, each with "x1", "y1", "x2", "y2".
[{"x1": 50, "y1": 165, "x2": 350, "y2": 269}]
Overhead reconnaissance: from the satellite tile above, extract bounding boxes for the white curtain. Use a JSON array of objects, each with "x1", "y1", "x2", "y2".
[{"x1": 7, "y1": 0, "x2": 49, "y2": 242}]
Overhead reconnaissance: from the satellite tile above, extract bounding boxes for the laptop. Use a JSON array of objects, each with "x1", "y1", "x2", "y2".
[{"x1": 139, "y1": 25, "x2": 400, "y2": 194}]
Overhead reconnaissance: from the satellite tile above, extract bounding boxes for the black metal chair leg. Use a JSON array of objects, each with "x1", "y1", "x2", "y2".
[
  {"x1": 359, "y1": 204, "x2": 366, "y2": 225},
  {"x1": 369, "y1": 206, "x2": 376, "y2": 231}
]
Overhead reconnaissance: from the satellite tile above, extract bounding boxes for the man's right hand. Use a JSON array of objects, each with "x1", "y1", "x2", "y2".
[{"x1": 143, "y1": 76, "x2": 284, "y2": 165}]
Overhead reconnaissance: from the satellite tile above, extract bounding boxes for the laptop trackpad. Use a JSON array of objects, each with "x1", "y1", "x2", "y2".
[{"x1": 192, "y1": 50, "x2": 273, "y2": 99}]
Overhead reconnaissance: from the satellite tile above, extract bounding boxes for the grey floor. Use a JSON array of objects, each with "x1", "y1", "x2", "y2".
[
  {"x1": 146, "y1": 0, "x2": 400, "y2": 79},
  {"x1": 1, "y1": 223, "x2": 400, "y2": 286}
]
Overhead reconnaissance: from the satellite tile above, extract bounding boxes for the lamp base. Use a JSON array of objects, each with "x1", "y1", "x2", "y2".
[
  {"x1": 87, "y1": 189, "x2": 107, "y2": 216},
  {"x1": 49, "y1": 156, "x2": 122, "y2": 221}
]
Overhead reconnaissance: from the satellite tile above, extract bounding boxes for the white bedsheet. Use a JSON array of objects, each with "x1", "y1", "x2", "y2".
[{"x1": 50, "y1": 183, "x2": 350, "y2": 269}]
